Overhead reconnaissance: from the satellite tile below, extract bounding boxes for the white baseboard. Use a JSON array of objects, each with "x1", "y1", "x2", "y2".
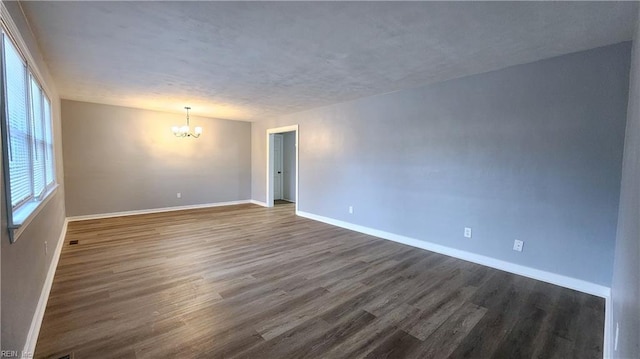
[
  {"x1": 250, "y1": 199, "x2": 268, "y2": 207},
  {"x1": 604, "y1": 295, "x2": 613, "y2": 359},
  {"x1": 67, "y1": 200, "x2": 252, "y2": 222},
  {"x1": 295, "y1": 210, "x2": 610, "y2": 298},
  {"x1": 27, "y1": 205, "x2": 612, "y2": 358},
  {"x1": 296, "y1": 210, "x2": 613, "y2": 359},
  {"x1": 23, "y1": 218, "x2": 68, "y2": 356},
  {"x1": 25, "y1": 200, "x2": 252, "y2": 353}
]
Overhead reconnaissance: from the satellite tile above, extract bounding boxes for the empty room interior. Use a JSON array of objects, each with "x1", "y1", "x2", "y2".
[{"x1": 1, "y1": 1, "x2": 639, "y2": 358}]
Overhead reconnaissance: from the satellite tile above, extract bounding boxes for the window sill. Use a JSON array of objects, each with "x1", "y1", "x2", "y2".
[{"x1": 9, "y1": 183, "x2": 59, "y2": 243}]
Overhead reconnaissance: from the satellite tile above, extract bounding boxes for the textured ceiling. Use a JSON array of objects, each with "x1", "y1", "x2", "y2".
[{"x1": 21, "y1": 1, "x2": 638, "y2": 121}]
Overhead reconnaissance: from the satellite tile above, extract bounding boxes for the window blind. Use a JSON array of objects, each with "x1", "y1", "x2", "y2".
[
  {"x1": 2, "y1": 22, "x2": 57, "y2": 242},
  {"x1": 31, "y1": 76, "x2": 45, "y2": 197},
  {"x1": 2, "y1": 28, "x2": 57, "y2": 221},
  {"x1": 4, "y1": 34, "x2": 32, "y2": 207},
  {"x1": 44, "y1": 96, "x2": 54, "y2": 186}
]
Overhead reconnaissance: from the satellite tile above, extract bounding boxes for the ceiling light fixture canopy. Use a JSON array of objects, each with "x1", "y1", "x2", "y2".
[{"x1": 172, "y1": 106, "x2": 202, "y2": 138}]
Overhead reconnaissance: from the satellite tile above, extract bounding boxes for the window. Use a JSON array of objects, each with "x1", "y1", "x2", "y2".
[{"x1": 1, "y1": 29, "x2": 56, "y2": 241}]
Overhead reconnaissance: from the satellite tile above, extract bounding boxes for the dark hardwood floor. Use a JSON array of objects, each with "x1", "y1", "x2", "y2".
[{"x1": 35, "y1": 203, "x2": 604, "y2": 358}]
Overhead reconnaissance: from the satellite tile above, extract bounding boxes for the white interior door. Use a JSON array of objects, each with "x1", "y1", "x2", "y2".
[{"x1": 273, "y1": 134, "x2": 284, "y2": 200}]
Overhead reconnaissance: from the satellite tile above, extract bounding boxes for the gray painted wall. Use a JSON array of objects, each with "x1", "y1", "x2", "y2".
[
  {"x1": 252, "y1": 43, "x2": 631, "y2": 286},
  {"x1": 62, "y1": 101, "x2": 251, "y2": 217},
  {"x1": 1, "y1": 1, "x2": 67, "y2": 352},
  {"x1": 283, "y1": 131, "x2": 296, "y2": 202},
  {"x1": 612, "y1": 10, "x2": 640, "y2": 358}
]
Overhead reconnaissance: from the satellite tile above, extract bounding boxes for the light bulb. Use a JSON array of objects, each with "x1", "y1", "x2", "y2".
[
  {"x1": 181, "y1": 125, "x2": 189, "y2": 134},
  {"x1": 171, "y1": 126, "x2": 180, "y2": 134},
  {"x1": 195, "y1": 126, "x2": 203, "y2": 135}
]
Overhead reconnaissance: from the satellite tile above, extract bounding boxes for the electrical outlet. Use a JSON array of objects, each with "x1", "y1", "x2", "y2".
[
  {"x1": 177, "y1": 192, "x2": 181, "y2": 199},
  {"x1": 44, "y1": 241, "x2": 48, "y2": 255},
  {"x1": 348, "y1": 206, "x2": 354, "y2": 214},
  {"x1": 464, "y1": 227, "x2": 472, "y2": 238},
  {"x1": 513, "y1": 239, "x2": 524, "y2": 252}
]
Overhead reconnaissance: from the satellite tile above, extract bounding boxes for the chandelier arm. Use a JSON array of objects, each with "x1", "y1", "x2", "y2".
[{"x1": 172, "y1": 106, "x2": 200, "y2": 138}]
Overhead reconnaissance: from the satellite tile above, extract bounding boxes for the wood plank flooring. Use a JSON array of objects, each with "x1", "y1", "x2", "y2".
[{"x1": 35, "y1": 203, "x2": 604, "y2": 359}]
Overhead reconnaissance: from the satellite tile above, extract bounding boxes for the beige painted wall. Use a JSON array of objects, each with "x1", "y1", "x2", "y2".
[
  {"x1": 1, "y1": 1, "x2": 67, "y2": 353},
  {"x1": 62, "y1": 100, "x2": 251, "y2": 217}
]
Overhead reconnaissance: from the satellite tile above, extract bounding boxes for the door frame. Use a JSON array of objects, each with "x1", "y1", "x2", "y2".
[{"x1": 266, "y1": 124, "x2": 299, "y2": 211}]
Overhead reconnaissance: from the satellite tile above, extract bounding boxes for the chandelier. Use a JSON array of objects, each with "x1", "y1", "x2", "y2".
[{"x1": 171, "y1": 106, "x2": 202, "y2": 138}]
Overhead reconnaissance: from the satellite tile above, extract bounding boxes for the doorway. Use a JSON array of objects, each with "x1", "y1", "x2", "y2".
[
  {"x1": 266, "y1": 125, "x2": 298, "y2": 211},
  {"x1": 273, "y1": 133, "x2": 284, "y2": 201}
]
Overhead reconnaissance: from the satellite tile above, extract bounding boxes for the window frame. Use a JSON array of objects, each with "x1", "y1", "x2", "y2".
[{"x1": 1, "y1": 13, "x2": 58, "y2": 243}]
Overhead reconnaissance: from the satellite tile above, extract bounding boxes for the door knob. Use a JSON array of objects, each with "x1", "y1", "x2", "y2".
[{"x1": 278, "y1": 171, "x2": 282, "y2": 174}]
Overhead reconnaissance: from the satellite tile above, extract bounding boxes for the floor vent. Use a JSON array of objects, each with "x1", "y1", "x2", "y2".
[{"x1": 69, "y1": 240, "x2": 79, "y2": 245}]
